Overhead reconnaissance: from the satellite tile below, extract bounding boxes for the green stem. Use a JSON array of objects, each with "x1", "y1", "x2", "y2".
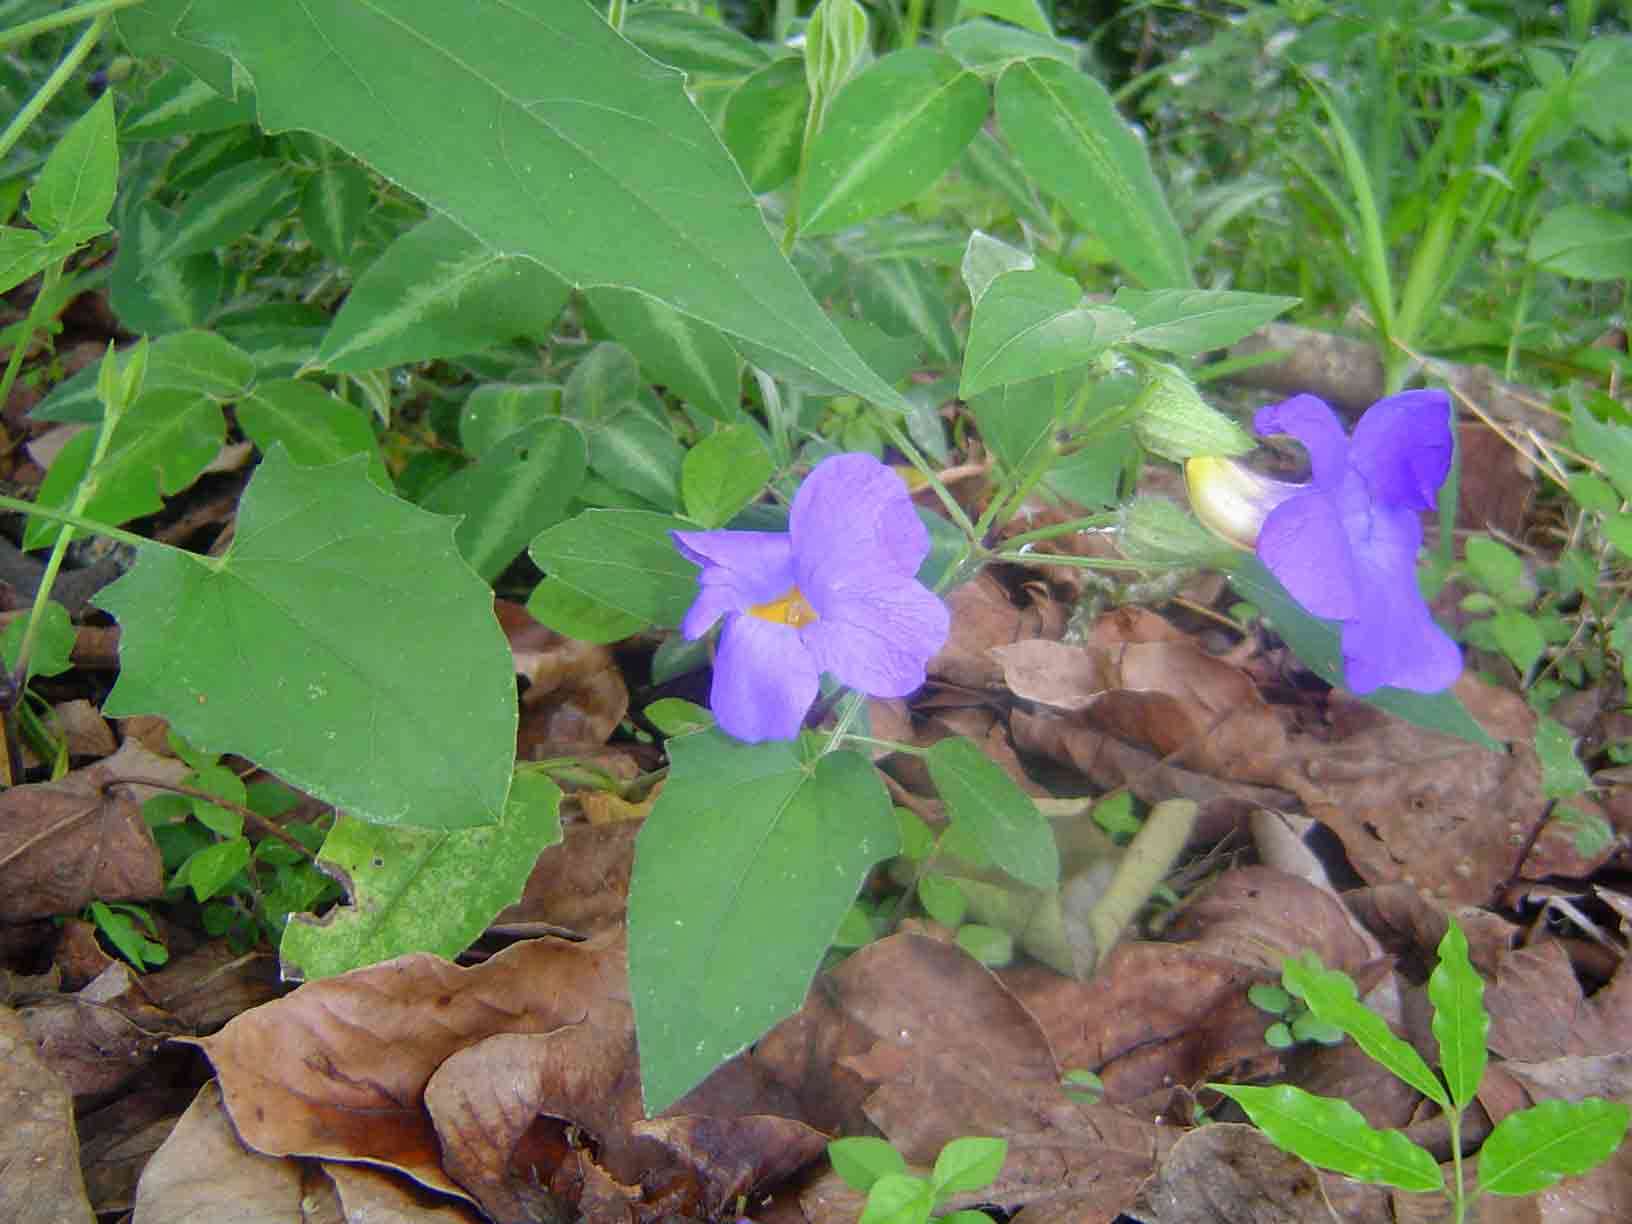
[
  {"x1": 900, "y1": 0, "x2": 927, "y2": 49},
  {"x1": 0, "y1": 12, "x2": 109, "y2": 165},
  {"x1": 1002, "y1": 512, "x2": 1118, "y2": 550},
  {"x1": 842, "y1": 733, "x2": 925, "y2": 757},
  {"x1": 0, "y1": 491, "x2": 151, "y2": 551},
  {"x1": 875, "y1": 414, "x2": 978, "y2": 541},
  {"x1": 0, "y1": 260, "x2": 60, "y2": 419},
  {"x1": 0, "y1": 0, "x2": 139, "y2": 54},
  {"x1": 1447, "y1": 1106, "x2": 1467, "y2": 1224},
  {"x1": 606, "y1": 0, "x2": 626, "y2": 32},
  {"x1": 13, "y1": 364, "x2": 128, "y2": 685},
  {"x1": 990, "y1": 549, "x2": 1145, "y2": 571}
]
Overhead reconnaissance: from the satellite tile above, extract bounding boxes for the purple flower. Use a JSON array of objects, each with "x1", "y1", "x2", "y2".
[
  {"x1": 1186, "y1": 390, "x2": 1461, "y2": 694},
  {"x1": 672, "y1": 453, "x2": 951, "y2": 742}
]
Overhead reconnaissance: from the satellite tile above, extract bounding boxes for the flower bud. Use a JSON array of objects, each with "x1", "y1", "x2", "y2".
[
  {"x1": 1183, "y1": 455, "x2": 1303, "y2": 551},
  {"x1": 1133, "y1": 365, "x2": 1255, "y2": 462}
]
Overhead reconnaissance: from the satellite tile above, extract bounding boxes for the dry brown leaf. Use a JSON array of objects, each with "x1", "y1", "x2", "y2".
[
  {"x1": 133, "y1": 1079, "x2": 340, "y2": 1224},
  {"x1": 1004, "y1": 942, "x2": 1272, "y2": 1108},
  {"x1": 1129, "y1": 1122, "x2": 1390, "y2": 1223},
  {"x1": 498, "y1": 599, "x2": 628, "y2": 750},
  {"x1": 1345, "y1": 885, "x2": 1520, "y2": 978},
  {"x1": 927, "y1": 571, "x2": 1052, "y2": 691},
  {"x1": 634, "y1": 1115, "x2": 829, "y2": 1220},
  {"x1": 1484, "y1": 940, "x2": 1632, "y2": 1061},
  {"x1": 50, "y1": 698, "x2": 117, "y2": 758},
  {"x1": 0, "y1": 739, "x2": 185, "y2": 921},
  {"x1": 0, "y1": 1003, "x2": 95, "y2": 1224},
  {"x1": 1165, "y1": 866, "x2": 1381, "y2": 974},
  {"x1": 21, "y1": 962, "x2": 178, "y2": 1102},
  {"x1": 324, "y1": 1161, "x2": 484, "y2": 1222},
  {"x1": 993, "y1": 637, "x2": 1290, "y2": 784},
  {"x1": 77, "y1": 1084, "x2": 180, "y2": 1215},
  {"x1": 194, "y1": 934, "x2": 627, "y2": 1200},
  {"x1": 141, "y1": 942, "x2": 284, "y2": 1033},
  {"x1": 493, "y1": 820, "x2": 637, "y2": 938}
]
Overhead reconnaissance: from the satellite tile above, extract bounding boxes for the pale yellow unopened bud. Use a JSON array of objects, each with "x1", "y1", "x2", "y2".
[{"x1": 1184, "y1": 455, "x2": 1303, "y2": 550}]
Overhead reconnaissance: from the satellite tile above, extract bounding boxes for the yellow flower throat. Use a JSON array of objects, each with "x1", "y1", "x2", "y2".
[{"x1": 749, "y1": 586, "x2": 818, "y2": 628}]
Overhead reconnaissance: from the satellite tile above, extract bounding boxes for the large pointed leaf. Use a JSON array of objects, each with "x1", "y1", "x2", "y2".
[
  {"x1": 630, "y1": 732, "x2": 898, "y2": 1113},
  {"x1": 996, "y1": 58, "x2": 1190, "y2": 288},
  {"x1": 96, "y1": 448, "x2": 517, "y2": 830},
  {"x1": 960, "y1": 265, "x2": 1133, "y2": 398},
  {"x1": 183, "y1": 0, "x2": 905, "y2": 409},
  {"x1": 280, "y1": 773, "x2": 563, "y2": 980},
  {"x1": 584, "y1": 287, "x2": 743, "y2": 421}
]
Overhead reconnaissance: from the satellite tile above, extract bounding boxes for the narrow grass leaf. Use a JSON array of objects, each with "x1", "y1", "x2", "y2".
[{"x1": 1211, "y1": 1084, "x2": 1443, "y2": 1192}]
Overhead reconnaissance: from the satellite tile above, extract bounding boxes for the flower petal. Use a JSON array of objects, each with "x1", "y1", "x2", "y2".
[
  {"x1": 1348, "y1": 389, "x2": 1453, "y2": 512},
  {"x1": 1257, "y1": 490, "x2": 1360, "y2": 621},
  {"x1": 710, "y1": 613, "x2": 820, "y2": 741},
  {"x1": 791, "y1": 454, "x2": 929, "y2": 601},
  {"x1": 801, "y1": 577, "x2": 950, "y2": 698},
  {"x1": 671, "y1": 529, "x2": 795, "y2": 639},
  {"x1": 1254, "y1": 394, "x2": 1350, "y2": 489},
  {"x1": 1340, "y1": 578, "x2": 1463, "y2": 694}
]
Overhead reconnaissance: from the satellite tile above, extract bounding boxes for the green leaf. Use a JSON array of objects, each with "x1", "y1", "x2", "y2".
[
  {"x1": 1535, "y1": 715, "x2": 1592, "y2": 800},
  {"x1": 926, "y1": 736, "x2": 1058, "y2": 888},
  {"x1": 942, "y1": 19, "x2": 1075, "y2": 73},
  {"x1": 589, "y1": 413, "x2": 683, "y2": 510},
  {"x1": 859, "y1": 1173, "x2": 935, "y2": 1224},
  {"x1": 722, "y1": 58, "x2": 810, "y2": 193},
  {"x1": 26, "y1": 387, "x2": 226, "y2": 550},
  {"x1": 1572, "y1": 402, "x2": 1632, "y2": 504},
  {"x1": 918, "y1": 874, "x2": 967, "y2": 927},
  {"x1": 1427, "y1": 921, "x2": 1488, "y2": 1112},
  {"x1": 89, "y1": 901, "x2": 168, "y2": 970},
  {"x1": 630, "y1": 734, "x2": 897, "y2": 1113},
  {"x1": 620, "y1": 7, "x2": 771, "y2": 78},
  {"x1": 423, "y1": 419, "x2": 587, "y2": 580},
  {"x1": 116, "y1": 0, "x2": 237, "y2": 96},
  {"x1": 642, "y1": 698, "x2": 713, "y2": 737},
  {"x1": 182, "y1": 0, "x2": 907, "y2": 412},
  {"x1": 174, "y1": 837, "x2": 253, "y2": 903},
  {"x1": 279, "y1": 773, "x2": 563, "y2": 980},
  {"x1": 96, "y1": 447, "x2": 517, "y2": 830},
  {"x1": 188, "y1": 763, "x2": 247, "y2": 838},
  {"x1": 1488, "y1": 609, "x2": 1545, "y2": 675},
  {"x1": 525, "y1": 576, "x2": 647, "y2": 644},
  {"x1": 969, "y1": 374, "x2": 1057, "y2": 473},
  {"x1": 32, "y1": 331, "x2": 257, "y2": 425},
  {"x1": 853, "y1": 259, "x2": 961, "y2": 365},
  {"x1": 960, "y1": 266, "x2": 1133, "y2": 398},
  {"x1": 565, "y1": 343, "x2": 642, "y2": 422},
  {"x1": 1210, "y1": 1084, "x2": 1443, "y2": 1192},
  {"x1": 236, "y1": 378, "x2": 385, "y2": 486},
  {"x1": 1464, "y1": 534, "x2": 1525, "y2": 597},
  {"x1": 956, "y1": 0, "x2": 1051, "y2": 35},
  {"x1": 1283, "y1": 953, "x2": 1449, "y2": 1108},
  {"x1": 319, "y1": 214, "x2": 570, "y2": 372},
  {"x1": 122, "y1": 65, "x2": 257, "y2": 140},
  {"x1": 681, "y1": 425, "x2": 772, "y2": 528},
  {"x1": 459, "y1": 384, "x2": 563, "y2": 456},
  {"x1": 1115, "y1": 288, "x2": 1299, "y2": 356},
  {"x1": 1478, "y1": 1098, "x2": 1630, "y2": 1196},
  {"x1": 157, "y1": 160, "x2": 298, "y2": 262},
  {"x1": 1530, "y1": 205, "x2": 1632, "y2": 281},
  {"x1": 955, "y1": 923, "x2": 1013, "y2": 966},
  {"x1": 30, "y1": 92, "x2": 117, "y2": 244},
  {"x1": 109, "y1": 202, "x2": 226, "y2": 335},
  {"x1": 931, "y1": 1136, "x2": 1007, "y2": 1197},
  {"x1": 800, "y1": 49, "x2": 988, "y2": 237},
  {"x1": 0, "y1": 227, "x2": 56, "y2": 297},
  {"x1": 996, "y1": 58, "x2": 1190, "y2": 288},
  {"x1": 530, "y1": 509, "x2": 698, "y2": 628},
  {"x1": 584, "y1": 287, "x2": 742, "y2": 421},
  {"x1": 0, "y1": 600, "x2": 75, "y2": 679},
  {"x1": 829, "y1": 1137, "x2": 907, "y2": 1192},
  {"x1": 1226, "y1": 557, "x2": 1498, "y2": 750},
  {"x1": 300, "y1": 160, "x2": 372, "y2": 265}
]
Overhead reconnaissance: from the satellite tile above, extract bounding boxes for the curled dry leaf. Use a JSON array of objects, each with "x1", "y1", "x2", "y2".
[
  {"x1": 324, "y1": 1161, "x2": 486, "y2": 1223},
  {"x1": 633, "y1": 1115, "x2": 829, "y2": 1220},
  {"x1": 1163, "y1": 866, "x2": 1381, "y2": 975},
  {"x1": 927, "y1": 571, "x2": 1058, "y2": 691},
  {"x1": 0, "y1": 739, "x2": 185, "y2": 921},
  {"x1": 0, "y1": 1003, "x2": 95, "y2": 1224},
  {"x1": 22, "y1": 962, "x2": 179, "y2": 1102},
  {"x1": 993, "y1": 637, "x2": 1289, "y2": 784}
]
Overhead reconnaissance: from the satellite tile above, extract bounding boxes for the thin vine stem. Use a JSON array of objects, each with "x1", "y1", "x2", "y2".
[
  {"x1": 0, "y1": 12, "x2": 109, "y2": 165},
  {"x1": 0, "y1": 0, "x2": 141, "y2": 55}
]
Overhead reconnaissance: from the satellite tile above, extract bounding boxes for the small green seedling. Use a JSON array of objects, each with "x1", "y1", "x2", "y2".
[
  {"x1": 1248, "y1": 981, "x2": 1345, "y2": 1049},
  {"x1": 1212, "y1": 921, "x2": 1628, "y2": 1223},
  {"x1": 828, "y1": 1134, "x2": 1006, "y2": 1224},
  {"x1": 86, "y1": 900, "x2": 168, "y2": 970}
]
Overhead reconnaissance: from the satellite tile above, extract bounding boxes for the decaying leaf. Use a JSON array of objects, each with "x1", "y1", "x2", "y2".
[{"x1": 0, "y1": 1003, "x2": 96, "y2": 1224}]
